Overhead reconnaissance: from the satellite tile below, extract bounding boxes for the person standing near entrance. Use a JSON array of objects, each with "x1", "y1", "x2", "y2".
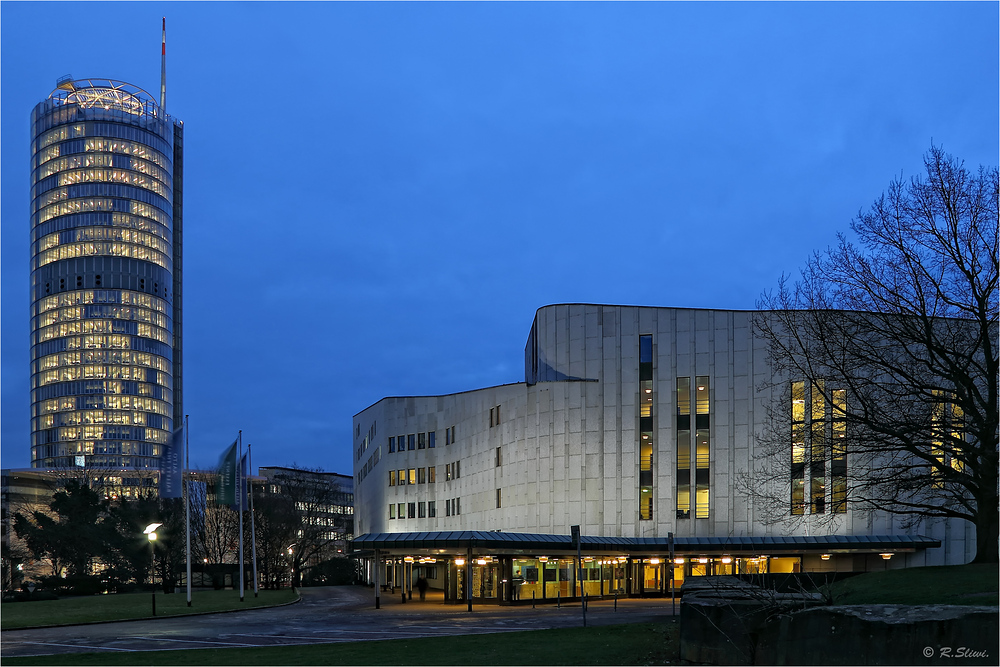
[{"x1": 417, "y1": 576, "x2": 428, "y2": 601}]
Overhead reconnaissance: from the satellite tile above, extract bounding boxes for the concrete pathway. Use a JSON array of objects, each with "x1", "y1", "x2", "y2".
[{"x1": 1, "y1": 586, "x2": 677, "y2": 659}]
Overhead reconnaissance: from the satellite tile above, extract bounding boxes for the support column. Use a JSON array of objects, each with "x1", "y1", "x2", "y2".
[
  {"x1": 466, "y1": 547, "x2": 473, "y2": 612},
  {"x1": 374, "y1": 550, "x2": 381, "y2": 609}
]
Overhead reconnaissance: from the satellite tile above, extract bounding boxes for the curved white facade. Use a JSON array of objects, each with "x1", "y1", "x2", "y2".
[{"x1": 353, "y1": 304, "x2": 973, "y2": 569}]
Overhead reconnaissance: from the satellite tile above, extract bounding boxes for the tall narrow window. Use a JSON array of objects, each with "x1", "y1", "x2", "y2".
[
  {"x1": 388, "y1": 437, "x2": 395, "y2": 453},
  {"x1": 831, "y1": 389, "x2": 847, "y2": 513},
  {"x1": 418, "y1": 502, "x2": 426, "y2": 518},
  {"x1": 398, "y1": 435, "x2": 405, "y2": 454},
  {"x1": 428, "y1": 501, "x2": 436, "y2": 518},
  {"x1": 791, "y1": 381, "x2": 806, "y2": 515},
  {"x1": 496, "y1": 447, "x2": 502, "y2": 467},
  {"x1": 639, "y1": 335, "x2": 654, "y2": 521},
  {"x1": 398, "y1": 469, "x2": 406, "y2": 486},
  {"x1": 810, "y1": 381, "x2": 826, "y2": 514},
  {"x1": 398, "y1": 502, "x2": 405, "y2": 519},
  {"x1": 695, "y1": 376, "x2": 710, "y2": 519},
  {"x1": 408, "y1": 434, "x2": 415, "y2": 450},
  {"x1": 428, "y1": 432, "x2": 436, "y2": 448},
  {"x1": 418, "y1": 433, "x2": 426, "y2": 449},
  {"x1": 496, "y1": 488, "x2": 502, "y2": 508},
  {"x1": 418, "y1": 468, "x2": 426, "y2": 484},
  {"x1": 676, "y1": 377, "x2": 691, "y2": 519},
  {"x1": 389, "y1": 470, "x2": 396, "y2": 486},
  {"x1": 451, "y1": 426, "x2": 456, "y2": 443},
  {"x1": 389, "y1": 504, "x2": 396, "y2": 519}
]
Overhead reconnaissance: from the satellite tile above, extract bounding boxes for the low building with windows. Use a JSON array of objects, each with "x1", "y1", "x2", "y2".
[{"x1": 350, "y1": 304, "x2": 973, "y2": 603}]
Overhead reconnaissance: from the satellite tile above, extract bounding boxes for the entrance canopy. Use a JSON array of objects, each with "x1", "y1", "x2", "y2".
[{"x1": 351, "y1": 531, "x2": 940, "y2": 557}]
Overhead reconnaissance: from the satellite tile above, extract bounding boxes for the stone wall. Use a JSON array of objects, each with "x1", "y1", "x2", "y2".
[{"x1": 680, "y1": 591, "x2": 998, "y2": 665}]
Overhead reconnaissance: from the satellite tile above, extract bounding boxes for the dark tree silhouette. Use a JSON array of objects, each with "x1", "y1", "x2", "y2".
[{"x1": 742, "y1": 146, "x2": 998, "y2": 563}]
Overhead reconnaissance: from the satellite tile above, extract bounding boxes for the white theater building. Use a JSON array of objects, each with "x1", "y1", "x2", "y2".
[{"x1": 350, "y1": 304, "x2": 972, "y2": 604}]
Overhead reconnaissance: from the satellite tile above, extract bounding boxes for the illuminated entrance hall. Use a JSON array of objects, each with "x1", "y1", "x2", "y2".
[{"x1": 352, "y1": 532, "x2": 940, "y2": 606}]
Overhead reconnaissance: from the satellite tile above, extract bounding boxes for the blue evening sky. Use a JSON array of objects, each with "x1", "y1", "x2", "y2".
[{"x1": 2, "y1": 2, "x2": 997, "y2": 476}]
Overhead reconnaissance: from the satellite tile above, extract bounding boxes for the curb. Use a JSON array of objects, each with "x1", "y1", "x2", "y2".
[{"x1": 3, "y1": 592, "x2": 302, "y2": 632}]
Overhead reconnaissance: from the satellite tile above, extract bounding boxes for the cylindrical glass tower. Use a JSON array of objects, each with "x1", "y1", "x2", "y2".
[{"x1": 29, "y1": 78, "x2": 183, "y2": 470}]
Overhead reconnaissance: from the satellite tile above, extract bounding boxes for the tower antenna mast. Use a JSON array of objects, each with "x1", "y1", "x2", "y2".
[{"x1": 160, "y1": 17, "x2": 167, "y2": 111}]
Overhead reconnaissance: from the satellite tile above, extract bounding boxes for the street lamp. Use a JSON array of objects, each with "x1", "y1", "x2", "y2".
[{"x1": 143, "y1": 523, "x2": 162, "y2": 616}]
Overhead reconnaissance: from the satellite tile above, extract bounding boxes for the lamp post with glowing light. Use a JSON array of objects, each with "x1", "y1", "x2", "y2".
[{"x1": 143, "y1": 523, "x2": 162, "y2": 616}]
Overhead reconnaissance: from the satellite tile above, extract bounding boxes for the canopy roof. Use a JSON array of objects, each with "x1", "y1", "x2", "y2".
[{"x1": 351, "y1": 531, "x2": 940, "y2": 556}]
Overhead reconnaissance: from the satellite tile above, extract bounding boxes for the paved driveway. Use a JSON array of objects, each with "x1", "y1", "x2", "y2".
[{"x1": 2, "y1": 586, "x2": 677, "y2": 659}]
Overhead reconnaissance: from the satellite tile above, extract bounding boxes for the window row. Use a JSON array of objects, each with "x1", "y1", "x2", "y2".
[
  {"x1": 33, "y1": 184, "x2": 170, "y2": 219},
  {"x1": 34, "y1": 349, "x2": 171, "y2": 374},
  {"x1": 32, "y1": 334, "x2": 172, "y2": 364},
  {"x1": 31, "y1": 153, "x2": 173, "y2": 189},
  {"x1": 33, "y1": 151, "x2": 172, "y2": 188},
  {"x1": 389, "y1": 466, "x2": 436, "y2": 486},
  {"x1": 34, "y1": 197, "x2": 171, "y2": 229},
  {"x1": 33, "y1": 365, "x2": 171, "y2": 389},
  {"x1": 35, "y1": 319, "x2": 171, "y2": 346},
  {"x1": 33, "y1": 409, "x2": 171, "y2": 431},
  {"x1": 35, "y1": 226, "x2": 171, "y2": 260},
  {"x1": 32, "y1": 211, "x2": 171, "y2": 246},
  {"x1": 34, "y1": 304, "x2": 171, "y2": 330},
  {"x1": 356, "y1": 445, "x2": 382, "y2": 485},
  {"x1": 389, "y1": 500, "x2": 438, "y2": 520},
  {"x1": 446, "y1": 460, "x2": 461, "y2": 480},
  {"x1": 33, "y1": 441, "x2": 162, "y2": 459},
  {"x1": 388, "y1": 431, "x2": 437, "y2": 452},
  {"x1": 33, "y1": 240, "x2": 172, "y2": 271},
  {"x1": 355, "y1": 421, "x2": 377, "y2": 461},
  {"x1": 31, "y1": 379, "x2": 171, "y2": 404},
  {"x1": 34, "y1": 289, "x2": 170, "y2": 317},
  {"x1": 33, "y1": 137, "x2": 171, "y2": 171},
  {"x1": 33, "y1": 120, "x2": 172, "y2": 159},
  {"x1": 33, "y1": 394, "x2": 172, "y2": 418},
  {"x1": 32, "y1": 424, "x2": 170, "y2": 445},
  {"x1": 41, "y1": 275, "x2": 171, "y2": 300}
]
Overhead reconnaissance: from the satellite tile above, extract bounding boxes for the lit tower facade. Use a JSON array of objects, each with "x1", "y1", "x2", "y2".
[{"x1": 29, "y1": 77, "x2": 183, "y2": 469}]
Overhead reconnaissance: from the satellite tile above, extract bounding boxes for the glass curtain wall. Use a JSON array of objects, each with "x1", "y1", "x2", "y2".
[{"x1": 30, "y1": 80, "x2": 180, "y2": 469}]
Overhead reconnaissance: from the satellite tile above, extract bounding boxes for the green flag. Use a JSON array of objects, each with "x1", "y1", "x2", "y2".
[{"x1": 216, "y1": 440, "x2": 238, "y2": 506}]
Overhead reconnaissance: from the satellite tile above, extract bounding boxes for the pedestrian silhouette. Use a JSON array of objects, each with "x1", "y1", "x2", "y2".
[{"x1": 416, "y1": 576, "x2": 428, "y2": 601}]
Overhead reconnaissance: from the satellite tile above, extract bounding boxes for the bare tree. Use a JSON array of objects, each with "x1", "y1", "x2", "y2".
[
  {"x1": 743, "y1": 146, "x2": 998, "y2": 563},
  {"x1": 256, "y1": 467, "x2": 352, "y2": 587}
]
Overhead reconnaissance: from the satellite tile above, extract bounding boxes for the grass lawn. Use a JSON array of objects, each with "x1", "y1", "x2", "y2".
[
  {"x1": 0, "y1": 588, "x2": 298, "y2": 630},
  {"x1": 826, "y1": 563, "x2": 998, "y2": 605},
  {"x1": 3, "y1": 620, "x2": 679, "y2": 666}
]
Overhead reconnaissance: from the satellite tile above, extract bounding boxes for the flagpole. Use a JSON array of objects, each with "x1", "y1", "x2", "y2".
[
  {"x1": 185, "y1": 414, "x2": 192, "y2": 607},
  {"x1": 249, "y1": 443, "x2": 259, "y2": 598},
  {"x1": 238, "y1": 430, "x2": 245, "y2": 603}
]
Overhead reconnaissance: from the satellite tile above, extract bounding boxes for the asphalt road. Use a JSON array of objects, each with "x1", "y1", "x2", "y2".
[{"x1": 1, "y1": 586, "x2": 677, "y2": 659}]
